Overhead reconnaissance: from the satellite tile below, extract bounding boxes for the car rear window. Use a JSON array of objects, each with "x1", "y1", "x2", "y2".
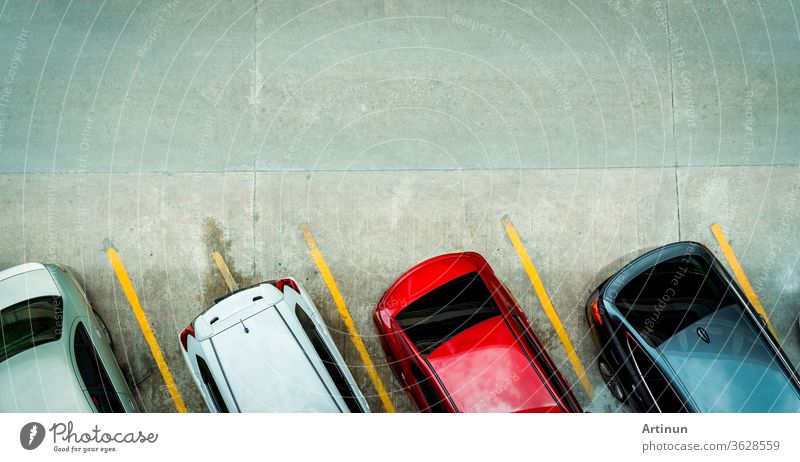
[
  {"x1": 614, "y1": 254, "x2": 737, "y2": 347},
  {"x1": 395, "y1": 272, "x2": 500, "y2": 354},
  {"x1": 0, "y1": 296, "x2": 63, "y2": 363}
]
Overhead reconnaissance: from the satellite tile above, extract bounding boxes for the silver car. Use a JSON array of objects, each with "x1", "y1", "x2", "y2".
[
  {"x1": 179, "y1": 278, "x2": 369, "y2": 412},
  {"x1": 0, "y1": 263, "x2": 137, "y2": 412}
]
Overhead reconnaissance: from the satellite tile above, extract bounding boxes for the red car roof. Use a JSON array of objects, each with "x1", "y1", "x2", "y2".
[{"x1": 426, "y1": 316, "x2": 563, "y2": 413}]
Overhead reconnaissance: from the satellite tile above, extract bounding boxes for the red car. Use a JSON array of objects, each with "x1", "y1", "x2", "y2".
[{"x1": 374, "y1": 252, "x2": 582, "y2": 413}]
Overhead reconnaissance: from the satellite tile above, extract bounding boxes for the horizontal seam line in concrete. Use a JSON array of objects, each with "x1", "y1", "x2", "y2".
[{"x1": 3, "y1": 164, "x2": 800, "y2": 175}]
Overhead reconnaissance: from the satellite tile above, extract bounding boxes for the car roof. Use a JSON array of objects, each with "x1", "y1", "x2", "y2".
[
  {"x1": 209, "y1": 304, "x2": 340, "y2": 412},
  {"x1": 658, "y1": 304, "x2": 800, "y2": 412},
  {"x1": 426, "y1": 316, "x2": 562, "y2": 413},
  {"x1": 0, "y1": 263, "x2": 59, "y2": 310},
  {"x1": 192, "y1": 285, "x2": 342, "y2": 412},
  {"x1": 0, "y1": 262, "x2": 48, "y2": 282},
  {"x1": 0, "y1": 340, "x2": 90, "y2": 412}
]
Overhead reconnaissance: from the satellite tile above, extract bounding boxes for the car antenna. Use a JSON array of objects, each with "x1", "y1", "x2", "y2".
[{"x1": 240, "y1": 318, "x2": 249, "y2": 334}]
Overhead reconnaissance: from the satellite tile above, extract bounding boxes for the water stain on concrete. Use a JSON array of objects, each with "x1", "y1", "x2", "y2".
[{"x1": 201, "y1": 217, "x2": 260, "y2": 308}]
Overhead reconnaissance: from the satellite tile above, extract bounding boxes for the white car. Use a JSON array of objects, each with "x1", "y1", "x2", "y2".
[
  {"x1": 179, "y1": 278, "x2": 369, "y2": 412},
  {"x1": 0, "y1": 263, "x2": 138, "y2": 412}
]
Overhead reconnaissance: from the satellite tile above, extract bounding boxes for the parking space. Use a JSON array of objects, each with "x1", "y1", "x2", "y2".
[
  {"x1": 1, "y1": 1, "x2": 799, "y2": 413},
  {"x1": 3, "y1": 167, "x2": 799, "y2": 412}
]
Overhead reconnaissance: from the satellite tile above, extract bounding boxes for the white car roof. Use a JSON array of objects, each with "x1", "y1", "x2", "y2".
[
  {"x1": 0, "y1": 262, "x2": 47, "y2": 281},
  {"x1": 189, "y1": 283, "x2": 342, "y2": 412},
  {"x1": 0, "y1": 263, "x2": 59, "y2": 311},
  {"x1": 0, "y1": 341, "x2": 90, "y2": 412},
  {"x1": 211, "y1": 305, "x2": 339, "y2": 412}
]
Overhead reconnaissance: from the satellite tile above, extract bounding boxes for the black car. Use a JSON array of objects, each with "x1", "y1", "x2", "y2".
[{"x1": 586, "y1": 241, "x2": 800, "y2": 412}]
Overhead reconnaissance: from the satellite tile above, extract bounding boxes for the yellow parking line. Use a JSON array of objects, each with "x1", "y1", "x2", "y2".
[
  {"x1": 300, "y1": 224, "x2": 396, "y2": 413},
  {"x1": 501, "y1": 216, "x2": 594, "y2": 400},
  {"x1": 106, "y1": 247, "x2": 188, "y2": 413},
  {"x1": 710, "y1": 224, "x2": 777, "y2": 337},
  {"x1": 212, "y1": 251, "x2": 239, "y2": 292}
]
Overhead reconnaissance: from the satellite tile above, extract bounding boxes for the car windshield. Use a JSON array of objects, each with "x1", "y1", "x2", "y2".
[
  {"x1": 614, "y1": 254, "x2": 737, "y2": 347},
  {"x1": 395, "y1": 272, "x2": 500, "y2": 354},
  {"x1": 0, "y1": 296, "x2": 63, "y2": 363}
]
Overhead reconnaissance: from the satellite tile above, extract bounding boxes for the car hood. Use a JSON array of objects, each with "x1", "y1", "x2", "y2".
[
  {"x1": 0, "y1": 340, "x2": 91, "y2": 412},
  {"x1": 426, "y1": 316, "x2": 562, "y2": 413},
  {"x1": 658, "y1": 305, "x2": 800, "y2": 412}
]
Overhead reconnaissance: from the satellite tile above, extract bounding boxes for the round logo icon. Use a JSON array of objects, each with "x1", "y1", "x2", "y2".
[{"x1": 20, "y1": 422, "x2": 45, "y2": 450}]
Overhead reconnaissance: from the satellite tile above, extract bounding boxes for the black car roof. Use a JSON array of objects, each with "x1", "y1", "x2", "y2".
[{"x1": 657, "y1": 304, "x2": 800, "y2": 412}]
